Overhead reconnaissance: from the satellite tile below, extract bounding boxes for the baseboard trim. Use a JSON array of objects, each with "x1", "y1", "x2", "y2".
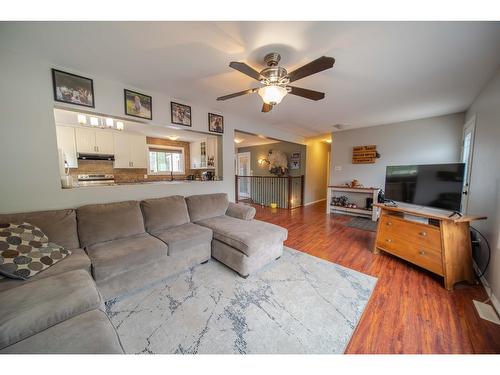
[
  {"x1": 304, "y1": 198, "x2": 326, "y2": 206},
  {"x1": 473, "y1": 261, "x2": 500, "y2": 316}
]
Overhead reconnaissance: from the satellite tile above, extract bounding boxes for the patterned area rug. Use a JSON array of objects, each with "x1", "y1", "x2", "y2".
[
  {"x1": 105, "y1": 247, "x2": 377, "y2": 354},
  {"x1": 346, "y1": 217, "x2": 378, "y2": 232}
]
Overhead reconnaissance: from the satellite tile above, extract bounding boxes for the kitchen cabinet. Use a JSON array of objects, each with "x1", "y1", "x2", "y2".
[
  {"x1": 113, "y1": 133, "x2": 147, "y2": 169},
  {"x1": 55, "y1": 126, "x2": 78, "y2": 168},
  {"x1": 75, "y1": 128, "x2": 114, "y2": 154},
  {"x1": 190, "y1": 138, "x2": 216, "y2": 169}
]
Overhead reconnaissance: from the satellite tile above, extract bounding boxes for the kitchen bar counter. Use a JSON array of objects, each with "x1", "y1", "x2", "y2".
[{"x1": 65, "y1": 179, "x2": 221, "y2": 189}]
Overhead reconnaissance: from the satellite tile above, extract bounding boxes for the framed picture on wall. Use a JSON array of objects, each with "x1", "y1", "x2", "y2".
[
  {"x1": 124, "y1": 89, "x2": 152, "y2": 120},
  {"x1": 208, "y1": 113, "x2": 224, "y2": 133},
  {"x1": 52, "y1": 69, "x2": 95, "y2": 108},
  {"x1": 171, "y1": 102, "x2": 192, "y2": 127}
]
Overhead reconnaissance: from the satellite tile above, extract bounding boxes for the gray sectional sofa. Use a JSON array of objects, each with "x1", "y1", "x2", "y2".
[{"x1": 0, "y1": 193, "x2": 287, "y2": 354}]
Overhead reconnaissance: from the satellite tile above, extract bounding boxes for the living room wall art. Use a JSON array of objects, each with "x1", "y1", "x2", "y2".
[
  {"x1": 171, "y1": 102, "x2": 192, "y2": 127},
  {"x1": 52, "y1": 69, "x2": 95, "y2": 108},
  {"x1": 124, "y1": 89, "x2": 152, "y2": 120},
  {"x1": 352, "y1": 145, "x2": 378, "y2": 164},
  {"x1": 208, "y1": 113, "x2": 224, "y2": 133}
]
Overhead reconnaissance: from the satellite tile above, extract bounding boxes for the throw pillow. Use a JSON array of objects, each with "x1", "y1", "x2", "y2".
[{"x1": 0, "y1": 222, "x2": 71, "y2": 280}]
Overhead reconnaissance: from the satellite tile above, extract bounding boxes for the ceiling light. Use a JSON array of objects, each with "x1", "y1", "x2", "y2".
[
  {"x1": 257, "y1": 85, "x2": 288, "y2": 105},
  {"x1": 77, "y1": 114, "x2": 87, "y2": 125},
  {"x1": 234, "y1": 138, "x2": 244, "y2": 144},
  {"x1": 167, "y1": 135, "x2": 179, "y2": 141},
  {"x1": 325, "y1": 139, "x2": 332, "y2": 144},
  {"x1": 105, "y1": 118, "x2": 114, "y2": 128},
  {"x1": 116, "y1": 121, "x2": 124, "y2": 130},
  {"x1": 89, "y1": 117, "x2": 99, "y2": 127}
]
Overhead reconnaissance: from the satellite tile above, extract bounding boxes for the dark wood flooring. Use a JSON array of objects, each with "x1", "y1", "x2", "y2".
[{"x1": 253, "y1": 201, "x2": 500, "y2": 354}]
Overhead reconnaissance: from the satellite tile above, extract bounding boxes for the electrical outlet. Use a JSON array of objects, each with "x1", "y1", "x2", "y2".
[{"x1": 334, "y1": 166, "x2": 342, "y2": 171}]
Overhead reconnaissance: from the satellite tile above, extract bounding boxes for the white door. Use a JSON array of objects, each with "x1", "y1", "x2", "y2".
[
  {"x1": 75, "y1": 127, "x2": 96, "y2": 154},
  {"x1": 55, "y1": 126, "x2": 78, "y2": 168},
  {"x1": 236, "y1": 152, "x2": 251, "y2": 198},
  {"x1": 113, "y1": 133, "x2": 131, "y2": 168},
  {"x1": 129, "y1": 134, "x2": 148, "y2": 169},
  {"x1": 95, "y1": 130, "x2": 114, "y2": 154},
  {"x1": 461, "y1": 116, "x2": 476, "y2": 213}
]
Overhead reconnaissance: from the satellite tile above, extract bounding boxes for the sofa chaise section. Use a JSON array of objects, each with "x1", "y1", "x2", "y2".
[
  {"x1": 0, "y1": 269, "x2": 123, "y2": 354},
  {"x1": 185, "y1": 194, "x2": 287, "y2": 277}
]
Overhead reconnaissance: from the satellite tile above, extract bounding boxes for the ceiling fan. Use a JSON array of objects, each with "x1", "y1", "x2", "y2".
[{"x1": 217, "y1": 52, "x2": 335, "y2": 112}]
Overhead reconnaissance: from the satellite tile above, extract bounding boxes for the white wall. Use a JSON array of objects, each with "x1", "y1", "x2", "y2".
[
  {"x1": 329, "y1": 113, "x2": 464, "y2": 189},
  {"x1": 0, "y1": 48, "x2": 304, "y2": 213},
  {"x1": 465, "y1": 67, "x2": 500, "y2": 307}
]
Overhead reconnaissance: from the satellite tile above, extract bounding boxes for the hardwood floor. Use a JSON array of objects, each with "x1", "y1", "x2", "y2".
[{"x1": 253, "y1": 201, "x2": 500, "y2": 354}]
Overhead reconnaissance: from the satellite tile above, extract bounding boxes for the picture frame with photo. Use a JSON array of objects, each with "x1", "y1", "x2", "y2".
[
  {"x1": 124, "y1": 89, "x2": 152, "y2": 120},
  {"x1": 208, "y1": 113, "x2": 224, "y2": 133},
  {"x1": 52, "y1": 69, "x2": 95, "y2": 108},
  {"x1": 171, "y1": 102, "x2": 192, "y2": 127}
]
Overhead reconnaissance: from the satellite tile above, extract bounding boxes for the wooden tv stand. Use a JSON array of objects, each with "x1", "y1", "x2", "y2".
[{"x1": 373, "y1": 203, "x2": 486, "y2": 290}]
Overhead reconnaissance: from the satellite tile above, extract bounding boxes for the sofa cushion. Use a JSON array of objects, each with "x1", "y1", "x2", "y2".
[
  {"x1": 77, "y1": 200, "x2": 145, "y2": 248},
  {"x1": 141, "y1": 195, "x2": 190, "y2": 232},
  {"x1": 197, "y1": 215, "x2": 288, "y2": 256},
  {"x1": 0, "y1": 269, "x2": 101, "y2": 350},
  {"x1": 0, "y1": 310, "x2": 124, "y2": 354},
  {"x1": 0, "y1": 248, "x2": 91, "y2": 293},
  {"x1": 0, "y1": 223, "x2": 71, "y2": 280},
  {"x1": 151, "y1": 223, "x2": 213, "y2": 255},
  {"x1": 0, "y1": 209, "x2": 79, "y2": 250},
  {"x1": 185, "y1": 193, "x2": 229, "y2": 222},
  {"x1": 86, "y1": 233, "x2": 168, "y2": 282}
]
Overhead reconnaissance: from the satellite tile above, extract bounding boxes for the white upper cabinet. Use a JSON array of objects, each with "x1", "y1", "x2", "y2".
[
  {"x1": 113, "y1": 133, "x2": 147, "y2": 169},
  {"x1": 95, "y1": 130, "x2": 114, "y2": 154},
  {"x1": 113, "y1": 132, "x2": 131, "y2": 168},
  {"x1": 75, "y1": 127, "x2": 96, "y2": 154},
  {"x1": 55, "y1": 126, "x2": 78, "y2": 168},
  {"x1": 75, "y1": 127, "x2": 115, "y2": 154},
  {"x1": 129, "y1": 134, "x2": 148, "y2": 169}
]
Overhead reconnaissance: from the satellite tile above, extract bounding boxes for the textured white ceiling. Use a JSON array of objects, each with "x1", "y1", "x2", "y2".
[{"x1": 2, "y1": 21, "x2": 500, "y2": 137}]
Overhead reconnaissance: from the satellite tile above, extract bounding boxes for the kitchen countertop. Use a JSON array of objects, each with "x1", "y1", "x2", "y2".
[{"x1": 68, "y1": 179, "x2": 221, "y2": 188}]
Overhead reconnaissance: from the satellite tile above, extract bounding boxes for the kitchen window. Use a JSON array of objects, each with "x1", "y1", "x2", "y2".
[{"x1": 148, "y1": 146, "x2": 185, "y2": 174}]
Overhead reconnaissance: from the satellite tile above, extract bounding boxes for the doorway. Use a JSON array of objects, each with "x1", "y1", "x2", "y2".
[
  {"x1": 236, "y1": 152, "x2": 251, "y2": 198},
  {"x1": 461, "y1": 116, "x2": 476, "y2": 213}
]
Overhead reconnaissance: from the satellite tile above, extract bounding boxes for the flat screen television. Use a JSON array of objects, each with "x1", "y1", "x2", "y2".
[{"x1": 384, "y1": 163, "x2": 465, "y2": 211}]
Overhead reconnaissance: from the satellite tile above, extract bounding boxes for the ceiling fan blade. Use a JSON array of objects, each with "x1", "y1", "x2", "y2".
[
  {"x1": 262, "y1": 103, "x2": 273, "y2": 113},
  {"x1": 229, "y1": 62, "x2": 263, "y2": 81},
  {"x1": 217, "y1": 88, "x2": 257, "y2": 101},
  {"x1": 287, "y1": 56, "x2": 335, "y2": 83},
  {"x1": 287, "y1": 86, "x2": 325, "y2": 101}
]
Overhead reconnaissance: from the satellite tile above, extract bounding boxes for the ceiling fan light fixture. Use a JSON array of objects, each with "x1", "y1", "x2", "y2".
[{"x1": 258, "y1": 85, "x2": 288, "y2": 105}]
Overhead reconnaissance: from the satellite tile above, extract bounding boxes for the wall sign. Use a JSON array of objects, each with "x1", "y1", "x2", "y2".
[{"x1": 352, "y1": 145, "x2": 377, "y2": 164}]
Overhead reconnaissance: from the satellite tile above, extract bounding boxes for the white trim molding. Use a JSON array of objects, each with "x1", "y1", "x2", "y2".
[
  {"x1": 473, "y1": 261, "x2": 500, "y2": 316},
  {"x1": 304, "y1": 198, "x2": 326, "y2": 206}
]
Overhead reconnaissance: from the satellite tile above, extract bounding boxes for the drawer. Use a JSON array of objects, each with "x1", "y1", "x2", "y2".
[
  {"x1": 379, "y1": 215, "x2": 442, "y2": 251},
  {"x1": 376, "y1": 232, "x2": 444, "y2": 276}
]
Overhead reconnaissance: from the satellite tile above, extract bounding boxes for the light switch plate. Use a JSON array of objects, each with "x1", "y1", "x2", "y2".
[{"x1": 334, "y1": 166, "x2": 342, "y2": 171}]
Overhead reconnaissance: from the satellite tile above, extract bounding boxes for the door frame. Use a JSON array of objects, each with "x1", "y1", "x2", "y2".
[
  {"x1": 461, "y1": 115, "x2": 476, "y2": 214},
  {"x1": 236, "y1": 152, "x2": 251, "y2": 198}
]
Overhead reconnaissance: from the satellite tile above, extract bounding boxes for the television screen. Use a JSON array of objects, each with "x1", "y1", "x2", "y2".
[{"x1": 385, "y1": 163, "x2": 465, "y2": 211}]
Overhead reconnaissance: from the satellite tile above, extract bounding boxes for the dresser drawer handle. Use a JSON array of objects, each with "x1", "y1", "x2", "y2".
[
  {"x1": 386, "y1": 222, "x2": 392, "y2": 226},
  {"x1": 386, "y1": 239, "x2": 393, "y2": 243},
  {"x1": 419, "y1": 231, "x2": 427, "y2": 237},
  {"x1": 419, "y1": 250, "x2": 426, "y2": 255}
]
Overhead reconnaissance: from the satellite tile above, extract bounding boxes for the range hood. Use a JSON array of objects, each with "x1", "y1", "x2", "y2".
[{"x1": 77, "y1": 153, "x2": 115, "y2": 161}]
